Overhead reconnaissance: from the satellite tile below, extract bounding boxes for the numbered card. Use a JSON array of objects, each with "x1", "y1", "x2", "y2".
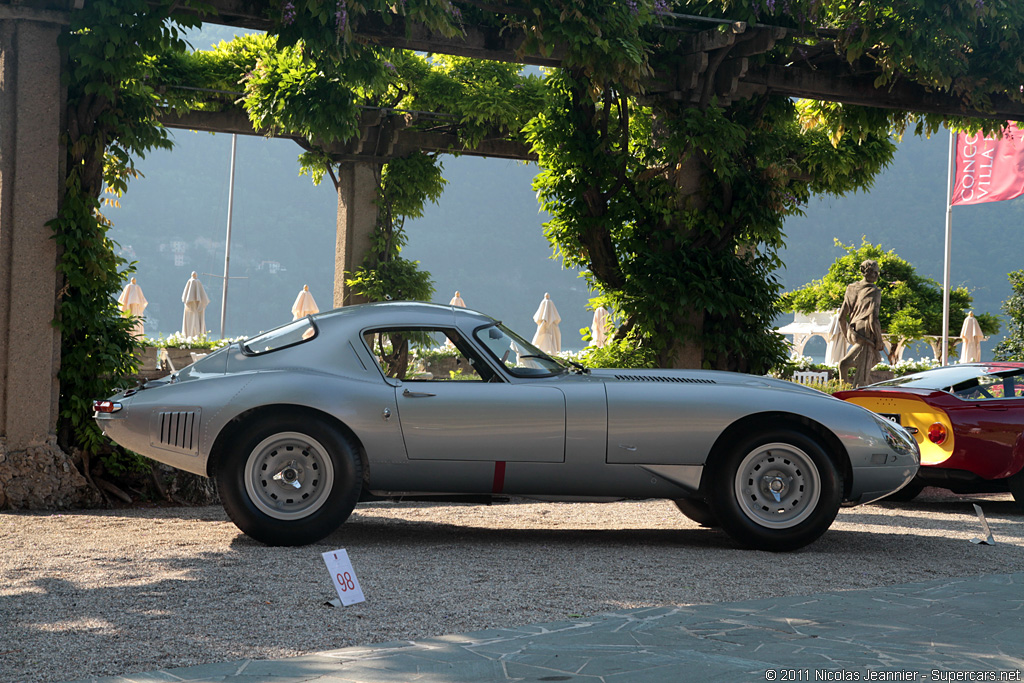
[{"x1": 321, "y1": 549, "x2": 365, "y2": 606}]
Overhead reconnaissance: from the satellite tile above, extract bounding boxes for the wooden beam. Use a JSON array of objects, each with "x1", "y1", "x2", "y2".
[
  {"x1": 354, "y1": 12, "x2": 564, "y2": 67},
  {"x1": 675, "y1": 26, "x2": 737, "y2": 56},
  {"x1": 158, "y1": 108, "x2": 535, "y2": 161},
  {"x1": 747, "y1": 64, "x2": 1024, "y2": 120}
]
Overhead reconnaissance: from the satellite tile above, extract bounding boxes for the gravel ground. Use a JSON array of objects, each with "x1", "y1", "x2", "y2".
[{"x1": 2, "y1": 489, "x2": 1023, "y2": 683}]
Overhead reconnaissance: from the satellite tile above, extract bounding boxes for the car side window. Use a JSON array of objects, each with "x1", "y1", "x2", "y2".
[
  {"x1": 362, "y1": 328, "x2": 492, "y2": 382},
  {"x1": 953, "y1": 371, "x2": 1024, "y2": 400}
]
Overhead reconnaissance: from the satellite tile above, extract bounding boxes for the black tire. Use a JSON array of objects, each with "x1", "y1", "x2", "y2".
[
  {"x1": 1008, "y1": 470, "x2": 1024, "y2": 513},
  {"x1": 884, "y1": 480, "x2": 925, "y2": 503},
  {"x1": 215, "y1": 413, "x2": 362, "y2": 546},
  {"x1": 673, "y1": 498, "x2": 720, "y2": 527},
  {"x1": 707, "y1": 428, "x2": 843, "y2": 552}
]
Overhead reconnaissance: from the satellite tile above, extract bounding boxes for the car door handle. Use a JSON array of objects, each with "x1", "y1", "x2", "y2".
[
  {"x1": 977, "y1": 404, "x2": 1007, "y2": 411},
  {"x1": 402, "y1": 389, "x2": 436, "y2": 398}
]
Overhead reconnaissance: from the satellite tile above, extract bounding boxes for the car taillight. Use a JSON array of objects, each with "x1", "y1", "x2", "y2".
[
  {"x1": 927, "y1": 422, "x2": 947, "y2": 445},
  {"x1": 93, "y1": 400, "x2": 122, "y2": 414}
]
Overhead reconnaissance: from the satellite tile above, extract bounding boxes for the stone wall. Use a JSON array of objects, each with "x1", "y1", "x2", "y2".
[{"x1": 0, "y1": 436, "x2": 99, "y2": 509}]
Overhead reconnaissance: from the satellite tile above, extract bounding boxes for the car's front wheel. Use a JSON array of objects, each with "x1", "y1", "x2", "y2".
[
  {"x1": 216, "y1": 414, "x2": 362, "y2": 546},
  {"x1": 884, "y1": 480, "x2": 925, "y2": 503},
  {"x1": 707, "y1": 429, "x2": 842, "y2": 551}
]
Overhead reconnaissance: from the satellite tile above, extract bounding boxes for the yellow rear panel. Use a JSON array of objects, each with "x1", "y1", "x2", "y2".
[{"x1": 844, "y1": 396, "x2": 954, "y2": 465}]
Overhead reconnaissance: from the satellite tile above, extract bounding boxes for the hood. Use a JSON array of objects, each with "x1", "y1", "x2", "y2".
[{"x1": 587, "y1": 368, "x2": 827, "y2": 395}]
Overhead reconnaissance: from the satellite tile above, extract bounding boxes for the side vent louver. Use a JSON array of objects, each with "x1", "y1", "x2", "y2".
[
  {"x1": 613, "y1": 375, "x2": 716, "y2": 384},
  {"x1": 156, "y1": 410, "x2": 199, "y2": 453}
]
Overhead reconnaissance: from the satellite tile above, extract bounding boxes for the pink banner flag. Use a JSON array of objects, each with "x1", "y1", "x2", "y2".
[{"x1": 951, "y1": 123, "x2": 1024, "y2": 206}]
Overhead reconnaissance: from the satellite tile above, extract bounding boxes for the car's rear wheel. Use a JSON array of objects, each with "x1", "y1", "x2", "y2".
[
  {"x1": 1008, "y1": 470, "x2": 1024, "y2": 513},
  {"x1": 707, "y1": 429, "x2": 842, "y2": 551},
  {"x1": 672, "y1": 498, "x2": 720, "y2": 527},
  {"x1": 216, "y1": 414, "x2": 362, "y2": 546}
]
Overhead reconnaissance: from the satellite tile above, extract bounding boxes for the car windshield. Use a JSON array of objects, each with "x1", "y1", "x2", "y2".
[
  {"x1": 873, "y1": 365, "x2": 1024, "y2": 397},
  {"x1": 242, "y1": 318, "x2": 316, "y2": 355},
  {"x1": 473, "y1": 323, "x2": 565, "y2": 377}
]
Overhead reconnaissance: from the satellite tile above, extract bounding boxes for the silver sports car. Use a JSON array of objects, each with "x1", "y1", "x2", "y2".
[{"x1": 94, "y1": 302, "x2": 918, "y2": 551}]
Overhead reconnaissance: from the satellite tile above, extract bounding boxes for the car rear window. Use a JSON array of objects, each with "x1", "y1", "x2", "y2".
[{"x1": 242, "y1": 318, "x2": 316, "y2": 355}]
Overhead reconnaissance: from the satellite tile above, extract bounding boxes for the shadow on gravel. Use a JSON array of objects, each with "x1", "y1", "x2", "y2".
[{"x1": 6, "y1": 497, "x2": 1024, "y2": 683}]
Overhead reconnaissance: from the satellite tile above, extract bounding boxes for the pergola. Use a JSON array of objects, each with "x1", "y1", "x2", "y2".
[{"x1": 3, "y1": 0, "x2": 1024, "y2": 503}]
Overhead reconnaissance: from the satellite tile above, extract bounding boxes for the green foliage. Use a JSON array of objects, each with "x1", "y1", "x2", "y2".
[
  {"x1": 345, "y1": 256, "x2": 434, "y2": 301},
  {"x1": 993, "y1": 270, "x2": 1024, "y2": 361},
  {"x1": 805, "y1": 378, "x2": 854, "y2": 395},
  {"x1": 408, "y1": 55, "x2": 547, "y2": 147},
  {"x1": 526, "y1": 63, "x2": 895, "y2": 372},
  {"x1": 55, "y1": 0, "x2": 201, "y2": 457},
  {"x1": 782, "y1": 238, "x2": 999, "y2": 353},
  {"x1": 577, "y1": 338, "x2": 658, "y2": 370},
  {"x1": 411, "y1": 345, "x2": 460, "y2": 365}
]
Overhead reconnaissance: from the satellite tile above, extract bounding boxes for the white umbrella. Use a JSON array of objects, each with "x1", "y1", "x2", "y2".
[
  {"x1": 117, "y1": 277, "x2": 148, "y2": 338},
  {"x1": 291, "y1": 284, "x2": 320, "y2": 320},
  {"x1": 824, "y1": 311, "x2": 846, "y2": 365},
  {"x1": 444, "y1": 292, "x2": 466, "y2": 349},
  {"x1": 181, "y1": 271, "x2": 210, "y2": 338},
  {"x1": 591, "y1": 306, "x2": 611, "y2": 348},
  {"x1": 531, "y1": 293, "x2": 561, "y2": 354},
  {"x1": 959, "y1": 311, "x2": 984, "y2": 362}
]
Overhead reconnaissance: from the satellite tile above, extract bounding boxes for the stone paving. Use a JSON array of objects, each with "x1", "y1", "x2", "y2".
[{"x1": 68, "y1": 571, "x2": 1024, "y2": 683}]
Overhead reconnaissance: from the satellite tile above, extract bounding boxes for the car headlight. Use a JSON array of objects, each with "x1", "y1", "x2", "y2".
[{"x1": 872, "y1": 413, "x2": 918, "y2": 457}]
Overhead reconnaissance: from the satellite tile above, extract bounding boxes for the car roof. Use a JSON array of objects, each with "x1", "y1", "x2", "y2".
[{"x1": 312, "y1": 300, "x2": 498, "y2": 331}]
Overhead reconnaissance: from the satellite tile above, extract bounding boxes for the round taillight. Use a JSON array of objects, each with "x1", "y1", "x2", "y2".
[{"x1": 927, "y1": 422, "x2": 947, "y2": 445}]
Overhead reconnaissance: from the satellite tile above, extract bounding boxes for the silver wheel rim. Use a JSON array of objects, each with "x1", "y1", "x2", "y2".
[
  {"x1": 733, "y1": 442, "x2": 821, "y2": 529},
  {"x1": 244, "y1": 432, "x2": 335, "y2": 520}
]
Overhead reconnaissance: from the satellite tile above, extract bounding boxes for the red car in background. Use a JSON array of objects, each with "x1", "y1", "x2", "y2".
[{"x1": 835, "y1": 362, "x2": 1024, "y2": 508}]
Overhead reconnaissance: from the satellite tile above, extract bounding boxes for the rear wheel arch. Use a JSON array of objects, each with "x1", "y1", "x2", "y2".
[
  {"x1": 208, "y1": 404, "x2": 370, "y2": 490},
  {"x1": 703, "y1": 412, "x2": 852, "y2": 501}
]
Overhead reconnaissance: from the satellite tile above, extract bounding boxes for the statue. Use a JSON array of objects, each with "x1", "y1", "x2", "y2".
[{"x1": 838, "y1": 259, "x2": 885, "y2": 387}]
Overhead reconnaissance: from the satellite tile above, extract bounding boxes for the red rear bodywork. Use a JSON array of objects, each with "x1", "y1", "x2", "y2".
[{"x1": 835, "y1": 386, "x2": 1024, "y2": 482}]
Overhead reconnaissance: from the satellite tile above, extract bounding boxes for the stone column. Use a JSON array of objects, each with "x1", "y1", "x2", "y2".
[
  {"x1": 333, "y1": 160, "x2": 381, "y2": 308},
  {"x1": 0, "y1": 14, "x2": 92, "y2": 509},
  {"x1": 0, "y1": 17, "x2": 64, "y2": 448}
]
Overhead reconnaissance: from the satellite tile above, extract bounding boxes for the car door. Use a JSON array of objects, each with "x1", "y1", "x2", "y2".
[
  {"x1": 363, "y1": 326, "x2": 567, "y2": 462},
  {"x1": 396, "y1": 382, "x2": 566, "y2": 462}
]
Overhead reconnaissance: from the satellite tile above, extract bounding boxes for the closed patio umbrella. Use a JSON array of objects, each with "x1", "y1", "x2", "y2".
[
  {"x1": 117, "y1": 277, "x2": 148, "y2": 338},
  {"x1": 591, "y1": 306, "x2": 611, "y2": 348},
  {"x1": 291, "y1": 285, "x2": 320, "y2": 320},
  {"x1": 960, "y1": 311, "x2": 984, "y2": 363},
  {"x1": 531, "y1": 293, "x2": 561, "y2": 354},
  {"x1": 824, "y1": 311, "x2": 846, "y2": 365},
  {"x1": 181, "y1": 271, "x2": 210, "y2": 338},
  {"x1": 444, "y1": 292, "x2": 467, "y2": 349}
]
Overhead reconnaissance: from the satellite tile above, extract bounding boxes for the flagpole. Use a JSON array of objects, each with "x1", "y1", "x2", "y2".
[
  {"x1": 220, "y1": 133, "x2": 237, "y2": 339},
  {"x1": 941, "y1": 128, "x2": 956, "y2": 366}
]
